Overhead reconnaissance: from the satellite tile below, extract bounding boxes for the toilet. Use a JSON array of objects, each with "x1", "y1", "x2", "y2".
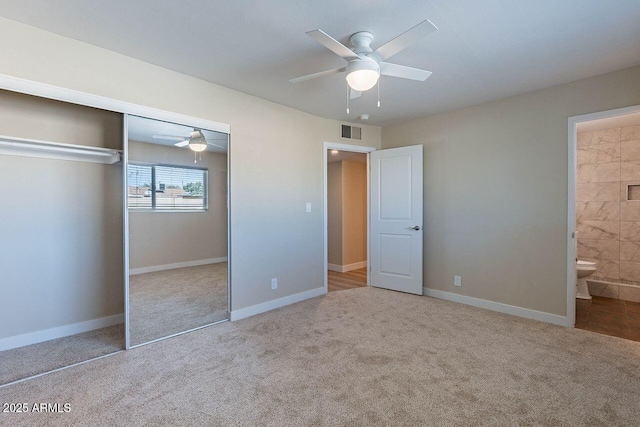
[{"x1": 576, "y1": 260, "x2": 597, "y2": 300}]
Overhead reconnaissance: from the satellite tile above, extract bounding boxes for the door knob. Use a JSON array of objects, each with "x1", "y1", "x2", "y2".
[{"x1": 408, "y1": 225, "x2": 421, "y2": 230}]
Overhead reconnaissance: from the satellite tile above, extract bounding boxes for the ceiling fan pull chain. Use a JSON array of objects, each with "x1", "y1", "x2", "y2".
[{"x1": 377, "y1": 78, "x2": 381, "y2": 108}]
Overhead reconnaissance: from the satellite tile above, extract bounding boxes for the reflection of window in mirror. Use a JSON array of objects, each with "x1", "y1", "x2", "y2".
[{"x1": 128, "y1": 163, "x2": 208, "y2": 211}]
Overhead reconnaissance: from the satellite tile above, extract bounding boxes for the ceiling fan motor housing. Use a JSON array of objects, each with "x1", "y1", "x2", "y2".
[
  {"x1": 345, "y1": 32, "x2": 380, "y2": 91},
  {"x1": 349, "y1": 31, "x2": 374, "y2": 55},
  {"x1": 346, "y1": 56, "x2": 380, "y2": 76},
  {"x1": 188, "y1": 130, "x2": 207, "y2": 152}
]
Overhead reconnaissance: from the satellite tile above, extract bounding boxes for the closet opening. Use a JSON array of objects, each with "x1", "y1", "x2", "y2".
[{"x1": 0, "y1": 89, "x2": 125, "y2": 386}]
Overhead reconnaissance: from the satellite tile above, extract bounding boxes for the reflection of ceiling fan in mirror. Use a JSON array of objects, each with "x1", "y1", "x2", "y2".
[
  {"x1": 153, "y1": 129, "x2": 225, "y2": 163},
  {"x1": 152, "y1": 130, "x2": 225, "y2": 152}
]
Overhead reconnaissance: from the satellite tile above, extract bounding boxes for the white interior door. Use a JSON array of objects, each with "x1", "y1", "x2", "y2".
[{"x1": 370, "y1": 145, "x2": 423, "y2": 295}]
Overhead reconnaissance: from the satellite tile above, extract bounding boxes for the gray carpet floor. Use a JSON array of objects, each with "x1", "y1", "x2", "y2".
[
  {"x1": 0, "y1": 263, "x2": 228, "y2": 385},
  {"x1": 1, "y1": 287, "x2": 639, "y2": 426},
  {"x1": 0, "y1": 325, "x2": 124, "y2": 386},
  {"x1": 129, "y1": 262, "x2": 228, "y2": 346}
]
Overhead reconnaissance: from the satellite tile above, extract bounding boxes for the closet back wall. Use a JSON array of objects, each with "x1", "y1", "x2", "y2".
[{"x1": 0, "y1": 90, "x2": 123, "y2": 341}]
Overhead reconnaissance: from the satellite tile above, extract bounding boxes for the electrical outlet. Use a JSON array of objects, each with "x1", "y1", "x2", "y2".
[
  {"x1": 305, "y1": 202, "x2": 311, "y2": 213},
  {"x1": 271, "y1": 278, "x2": 278, "y2": 290},
  {"x1": 454, "y1": 276, "x2": 462, "y2": 287}
]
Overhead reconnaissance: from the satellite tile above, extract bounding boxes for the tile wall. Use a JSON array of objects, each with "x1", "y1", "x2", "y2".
[{"x1": 577, "y1": 124, "x2": 640, "y2": 301}]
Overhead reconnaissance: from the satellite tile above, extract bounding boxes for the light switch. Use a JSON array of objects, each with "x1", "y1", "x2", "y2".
[{"x1": 306, "y1": 202, "x2": 311, "y2": 213}]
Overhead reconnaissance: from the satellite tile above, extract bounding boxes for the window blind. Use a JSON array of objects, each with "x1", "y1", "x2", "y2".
[
  {"x1": 127, "y1": 164, "x2": 152, "y2": 209},
  {"x1": 127, "y1": 163, "x2": 207, "y2": 210}
]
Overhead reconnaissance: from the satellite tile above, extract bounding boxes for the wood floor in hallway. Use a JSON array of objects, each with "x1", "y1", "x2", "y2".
[{"x1": 328, "y1": 267, "x2": 367, "y2": 292}]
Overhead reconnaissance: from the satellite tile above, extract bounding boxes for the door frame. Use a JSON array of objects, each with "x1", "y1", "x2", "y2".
[
  {"x1": 567, "y1": 104, "x2": 640, "y2": 328},
  {"x1": 323, "y1": 142, "x2": 376, "y2": 293}
]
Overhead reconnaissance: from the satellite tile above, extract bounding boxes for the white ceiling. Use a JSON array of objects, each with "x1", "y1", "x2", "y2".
[
  {"x1": 2, "y1": 0, "x2": 639, "y2": 126},
  {"x1": 577, "y1": 112, "x2": 640, "y2": 133},
  {"x1": 128, "y1": 115, "x2": 228, "y2": 153}
]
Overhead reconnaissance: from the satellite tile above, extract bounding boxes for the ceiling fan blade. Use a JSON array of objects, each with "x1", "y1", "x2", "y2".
[
  {"x1": 207, "y1": 142, "x2": 226, "y2": 149},
  {"x1": 350, "y1": 89, "x2": 362, "y2": 99},
  {"x1": 154, "y1": 134, "x2": 188, "y2": 141},
  {"x1": 306, "y1": 30, "x2": 360, "y2": 61},
  {"x1": 369, "y1": 19, "x2": 438, "y2": 63},
  {"x1": 289, "y1": 66, "x2": 346, "y2": 83},
  {"x1": 380, "y1": 62, "x2": 433, "y2": 81},
  {"x1": 174, "y1": 140, "x2": 189, "y2": 147}
]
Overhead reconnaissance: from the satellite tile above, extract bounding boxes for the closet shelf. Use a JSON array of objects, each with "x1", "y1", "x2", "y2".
[{"x1": 0, "y1": 134, "x2": 122, "y2": 164}]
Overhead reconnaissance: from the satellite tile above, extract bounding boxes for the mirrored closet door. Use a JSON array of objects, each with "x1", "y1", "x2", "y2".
[{"x1": 125, "y1": 115, "x2": 229, "y2": 347}]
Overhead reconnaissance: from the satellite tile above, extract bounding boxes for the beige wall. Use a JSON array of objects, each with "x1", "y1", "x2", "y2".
[
  {"x1": 382, "y1": 65, "x2": 640, "y2": 317},
  {"x1": 577, "y1": 124, "x2": 640, "y2": 287},
  {"x1": 342, "y1": 161, "x2": 367, "y2": 265},
  {"x1": 327, "y1": 162, "x2": 342, "y2": 266},
  {"x1": 327, "y1": 160, "x2": 367, "y2": 267},
  {"x1": 0, "y1": 90, "x2": 123, "y2": 339},
  {"x1": 0, "y1": 17, "x2": 381, "y2": 312},
  {"x1": 128, "y1": 141, "x2": 227, "y2": 269}
]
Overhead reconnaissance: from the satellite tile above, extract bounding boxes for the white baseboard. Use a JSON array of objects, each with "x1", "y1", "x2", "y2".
[
  {"x1": 130, "y1": 257, "x2": 227, "y2": 275},
  {"x1": 327, "y1": 261, "x2": 367, "y2": 273},
  {"x1": 423, "y1": 288, "x2": 571, "y2": 327},
  {"x1": 0, "y1": 313, "x2": 124, "y2": 352},
  {"x1": 327, "y1": 263, "x2": 342, "y2": 272},
  {"x1": 230, "y1": 287, "x2": 326, "y2": 321}
]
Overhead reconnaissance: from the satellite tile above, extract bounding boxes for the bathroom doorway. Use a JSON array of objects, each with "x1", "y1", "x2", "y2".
[
  {"x1": 569, "y1": 106, "x2": 640, "y2": 341},
  {"x1": 323, "y1": 142, "x2": 375, "y2": 293}
]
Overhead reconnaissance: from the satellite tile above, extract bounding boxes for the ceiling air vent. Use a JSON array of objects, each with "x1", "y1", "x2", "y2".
[{"x1": 341, "y1": 124, "x2": 362, "y2": 141}]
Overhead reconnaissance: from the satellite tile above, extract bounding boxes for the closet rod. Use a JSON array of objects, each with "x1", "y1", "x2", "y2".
[{"x1": 0, "y1": 134, "x2": 122, "y2": 164}]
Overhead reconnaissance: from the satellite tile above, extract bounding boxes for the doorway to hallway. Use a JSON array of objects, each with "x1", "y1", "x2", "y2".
[{"x1": 326, "y1": 149, "x2": 368, "y2": 293}]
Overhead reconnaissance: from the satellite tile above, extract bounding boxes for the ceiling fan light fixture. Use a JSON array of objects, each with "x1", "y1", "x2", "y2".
[
  {"x1": 346, "y1": 58, "x2": 380, "y2": 92},
  {"x1": 188, "y1": 130, "x2": 207, "y2": 152}
]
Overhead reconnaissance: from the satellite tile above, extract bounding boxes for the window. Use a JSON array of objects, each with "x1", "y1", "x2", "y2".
[{"x1": 128, "y1": 163, "x2": 207, "y2": 211}]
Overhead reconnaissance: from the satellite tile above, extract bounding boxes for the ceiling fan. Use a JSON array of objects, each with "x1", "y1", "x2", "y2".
[
  {"x1": 290, "y1": 20, "x2": 437, "y2": 103},
  {"x1": 152, "y1": 130, "x2": 225, "y2": 152}
]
